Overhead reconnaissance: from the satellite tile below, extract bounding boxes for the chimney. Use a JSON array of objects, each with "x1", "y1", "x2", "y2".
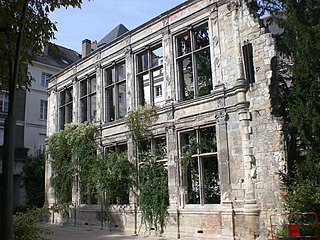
[
  {"x1": 91, "y1": 40, "x2": 97, "y2": 50},
  {"x1": 82, "y1": 39, "x2": 91, "y2": 57}
]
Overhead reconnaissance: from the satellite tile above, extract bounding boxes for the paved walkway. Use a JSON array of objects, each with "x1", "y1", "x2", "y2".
[{"x1": 42, "y1": 224, "x2": 168, "y2": 240}]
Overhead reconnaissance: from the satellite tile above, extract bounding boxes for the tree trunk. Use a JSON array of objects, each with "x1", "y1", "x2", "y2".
[
  {"x1": 1, "y1": 116, "x2": 16, "y2": 239},
  {"x1": 0, "y1": 0, "x2": 28, "y2": 239}
]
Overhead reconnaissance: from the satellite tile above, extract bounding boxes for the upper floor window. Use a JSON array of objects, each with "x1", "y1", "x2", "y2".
[
  {"x1": 38, "y1": 133, "x2": 46, "y2": 153},
  {"x1": 136, "y1": 45, "x2": 164, "y2": 106},
  {"x1": 59, "y1": 86, "x2": 73, "y2": 130},
  {"x1": 242, "y1": 41, "x2": 255, "y2": 84},
  {"x1": 180, "y1": 126, "x2": 220, "y2": 205},
  {"x1": 176, "y1": 24, "x2": 212, "y2": 101},
  {"x1": 0, "y1": 92, "x2": 9, "y2": 113},
  {"x1": 80, "y1": 76, "x2": 96, "y2": 122},
  {"x1": 40, "y1": 100, "x2": 47, "y2": 120},
  {"x1": 105, "y1": 62, "x2": 126, "y2": 122},
  {"x1": 41, "y1": 72, "x2": 52, "y2": 87}
]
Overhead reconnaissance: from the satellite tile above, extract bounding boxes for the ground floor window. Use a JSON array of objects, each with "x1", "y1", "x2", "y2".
[{"x1": 180, "y1": 126, "x2": 220, "y2": 205}]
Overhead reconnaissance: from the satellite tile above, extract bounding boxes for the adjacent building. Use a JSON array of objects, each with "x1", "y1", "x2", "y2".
[{"x1": 46, "y1": 0, "x2": 286, "y2": 239}]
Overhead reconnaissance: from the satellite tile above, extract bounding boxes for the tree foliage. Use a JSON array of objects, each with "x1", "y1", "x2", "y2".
[
  {"x1": 0, "y1": 0, "x2": 83, "y2": 89},
  {"x1": 22, "y1": 153, "x2": 45, "y2": 208},
  {"x1": 255, "y1": 0, "x2": 320, "y2": 215},
  {"x1": 13, "y1": 208, "x2": 51, "y2": 240}
]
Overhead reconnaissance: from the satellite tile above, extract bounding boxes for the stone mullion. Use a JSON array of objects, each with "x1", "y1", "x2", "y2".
[
  {"x1": 72, "y1": 75, "x2": 79, "y2": 123},
  {"x1": 209, "y1": 4, "x2": 223, "y2": 88},
  {"x1": 95, "y1": 63, "x2": 103, "y2": 123}
]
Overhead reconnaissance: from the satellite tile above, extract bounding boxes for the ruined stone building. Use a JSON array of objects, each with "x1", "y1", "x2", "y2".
[{"x1": 46, "y1": 0, "x2": 286, "y2": 239}]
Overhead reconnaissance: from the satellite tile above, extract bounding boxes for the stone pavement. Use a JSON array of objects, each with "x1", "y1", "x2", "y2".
[{"x1": 42, "y1": 224, "x2": 169, "y2": 240}]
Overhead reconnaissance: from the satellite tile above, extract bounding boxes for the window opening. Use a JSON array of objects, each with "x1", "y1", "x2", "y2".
[
  {"x1": 242, "y1": 41, "x2": 255, "y2": 84},
  {"x1": 180, "y1": 126, "x2": 220, "y2": 205},
  {"x1": 0, "y1": 92, "x2": 9, "y2": 113},
  {"x1": 136, "y1": 45, "x2": 164, "y2": 106},
  {"x1": 59, "y1": 87, "x2": 73, "y2": 130},
  {"x1": 80, "y1": 76, "x2": 96, "y2": 122},
  {"x1": 40, "y1": 100, "x2": 47, "y2": 120},
  {"x1": 41, "y1": 72, "x2": 52, "y2": 87},
  {"x1": 105, "y1": 62, "x2": 127, "y2": 122},
  {"x1": 176, "y1": 24, "x2": 212, "y2": 101}
]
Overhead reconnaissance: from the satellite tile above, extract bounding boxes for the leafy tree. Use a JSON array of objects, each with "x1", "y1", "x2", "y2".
[
  {"x1": 0, "y1": 1, "x2": 86, "y2": 238},
  {"x1": 23, "y1": 153, "x2": 46, "y2": 208},
  {"x1": 254, "y1": 0, "x2": 320, "y2": 216}
]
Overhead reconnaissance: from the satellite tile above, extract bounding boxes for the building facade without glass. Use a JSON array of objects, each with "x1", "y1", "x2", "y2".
[{"x1": 46, "y1": 1, "x2": 286, "y2": 239}]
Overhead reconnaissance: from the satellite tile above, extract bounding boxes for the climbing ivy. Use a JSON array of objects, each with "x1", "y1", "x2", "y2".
[
  {"x1": 125, "y1": 104, "x2": 156, "y2": 141},
  {"x1": 126, "y1": 105, "x2": 169, "y2": 235},
  {"x1": 98, "y1": 151, "x2": 134, "y2": 205},
  {"x1": 139, "y1": 152, "x2": 168, "y2": 234},
  {"x1": 48, "y1": 122, "x2": 98, "y2": 207}
]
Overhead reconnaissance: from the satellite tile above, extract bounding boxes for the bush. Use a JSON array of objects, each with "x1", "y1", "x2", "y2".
[{"x1": 13, "y1": 208, "x2": 52, "y2": 240}]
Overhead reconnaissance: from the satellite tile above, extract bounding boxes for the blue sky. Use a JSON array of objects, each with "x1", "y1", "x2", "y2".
[{"x1": 50, "y1": 0, "x2": 186, "y2": 52}]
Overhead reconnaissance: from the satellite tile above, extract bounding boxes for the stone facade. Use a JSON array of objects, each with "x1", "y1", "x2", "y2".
[{"x1": 46, "y1": 1, "x2": 286, "y2": 239}]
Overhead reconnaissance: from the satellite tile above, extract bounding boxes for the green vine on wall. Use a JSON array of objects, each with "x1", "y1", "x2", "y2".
[
  {"x1": 125, "y1": 104, "x2": 157, "y2": 141},
  {"x1": 126, "y1": 104, "x2": 169, "y2": 235},
  {"x1": 48, "y1": 122, "x2": 98, "y2": 207},
  {"x1": 98, "y1": 152, "x2": 134, "y2": 205},
  {"x1": 139, "y1": 152, "x2": 168, "y2": 234}
]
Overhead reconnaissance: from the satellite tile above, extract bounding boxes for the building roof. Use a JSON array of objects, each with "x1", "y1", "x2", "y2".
[
  {"x1": 96, "y1": 24, "x2": 129, "y2": 49},
  {"x1": 35, "y1": 43, "x2": 81, "y2": 69}
]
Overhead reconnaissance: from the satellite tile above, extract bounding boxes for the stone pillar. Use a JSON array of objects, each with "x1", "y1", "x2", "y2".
[
  {"x1": 215, "y1": 104, "x2": 235, "y2": 239},
  {"x1": 166, "y1": 122, "x2": 178, "y2": 208},
  {"x1": 45, "y1": 86, "x2": 58, "y2": 210},
  {"x1": 230, "y1": 2, "x2": 260, "y2": 237},
  {"x1": 162, "y1": 20, "x2": 175, "y2": 103},
  {"x1": 236, "y1": 80, "x2": 259, "y2": 238},
  {"x1": 125, "y1": 39, "x2": 134, "y2": 111}
]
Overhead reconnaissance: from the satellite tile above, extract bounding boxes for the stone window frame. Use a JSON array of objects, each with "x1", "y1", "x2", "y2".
[
  {"x1": 175, "y1": 21, "x2": 213, "y2": 101},
  {"x1": 39, "y1": 99, "x2": 47, "y2": 120},
  {"x1": 79, "y1": 75, "x2": 96, "y2": 122},
  {"x1": 178, "y1": 125, "x2": 221, "y2": 206},
  {"x1": 59, "y1": 86, "x2": 73, "y2": 130},
  {"x1": 104, "y1": 61, "x2": 127, "y2": 122},
  {"x1": 135, "y1": 43, "x2": 164, "y2": 106}
]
